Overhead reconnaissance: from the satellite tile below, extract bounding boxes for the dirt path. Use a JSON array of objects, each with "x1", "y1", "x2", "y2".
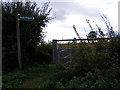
[{"x1": 19, "y1": 73, "x2": 45, "y2": 88}]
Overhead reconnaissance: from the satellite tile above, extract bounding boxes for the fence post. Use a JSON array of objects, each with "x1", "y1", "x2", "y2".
[
  {"x1": 67, "y1": 42, "x2": 71, "y2": 59},
  {"x1": 88, "y1": 39, "x2": 89, "y2": 43},
  {"x1": 52, "y1": 40, "x2": 57, "y2": 61}
]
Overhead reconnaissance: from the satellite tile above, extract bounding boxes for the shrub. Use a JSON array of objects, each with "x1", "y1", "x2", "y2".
[
  {"x1": 2, "y1": 72, "x2": 27, "y2": 88},
  {"x1": 35, "y1": 43, "x2": 52, "y2": 64},
  {"x1": 109, "y1": 38, "x2": 120, "y2": 62},
  {"x1": 66, "y1": 76, "x2": 80, "y2": 88}
]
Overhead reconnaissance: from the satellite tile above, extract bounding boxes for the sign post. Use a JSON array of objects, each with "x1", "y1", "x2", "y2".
[
  {"x1": 16, "y1": 13, "x2": 34, "y2": 70},
  {"x1": 16, "y1": 13, "x2": 22, "y2": 70}
]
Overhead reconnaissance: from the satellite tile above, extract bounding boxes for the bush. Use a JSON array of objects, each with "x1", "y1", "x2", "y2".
[
  {"x1": 43, "y1": 38, "x2": 120, "y2": 88},
  {"x1": 2, "y1": 72, "x2": 28, "y2": 88},
  {"x1": 109, "y1": 38, "x2": 120, "y2": 62},
  {"x1": 35, "y1": 43, "x2": 52, "y2": 64}
]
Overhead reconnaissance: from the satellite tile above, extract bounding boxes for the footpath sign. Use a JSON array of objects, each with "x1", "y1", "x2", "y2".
[{"x1": 19, "y1": 16, "x2": 34, "y2": 21}]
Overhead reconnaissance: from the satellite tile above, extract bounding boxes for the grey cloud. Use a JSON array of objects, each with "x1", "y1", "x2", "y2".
[
  {"x1": 50, "y1": 2, "x2": 101, "y2": 22},
  {"x1": 68, "y1": 2, "x2": 100, "y2": 18},
  {"x1": 53, "y1": 10, "x2": 68, "y2": 21},
  {"x1": 50, "y1": 2, "x2": 71, "y2": 22},
  {"x1": 104, "y1": 0, "x2": 116, "y2": 5}
]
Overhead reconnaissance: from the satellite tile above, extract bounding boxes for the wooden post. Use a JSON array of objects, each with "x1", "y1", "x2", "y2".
[
  {"x1": 88, "y1": 39, "x2": 89, "y2": 43},
  {"x1": 0, "y1": 2, "x2": 2, "y2": 89},
  {"x1": 16, "y1": 13, "x2": 22, "y2": 70},
  {"x1": 52, "y1": 40, "x2": 57, "y2": 61},
  {"x1": 68, "y1": 42, "x2": 72, "y2": 60}
]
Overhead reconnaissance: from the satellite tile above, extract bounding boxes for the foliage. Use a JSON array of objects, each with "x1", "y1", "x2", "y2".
[
  {"x1": 2, "y1": 64, "x2": 51, "y2": 88},
  {"x1": 3, "y1": 38, "x2": 120, "y2": 88},
  {"x1": 37, "y1": 38, "x2": 120, "y2": 88},
  {"x1": 2, "y1": 72, "x2": 28, "y2": 88},
  {"x1": 35, "y1": 43, "x2": 52, "y2": 64},
  {"x1": 109, "y1": 37, "x2": 120, "y2": 61},
  {"x1": 87, "y1": 31, "x2": 97, "y2": 39},
  {"x1": 2, "y1": 1, "x2": 53, "y2": 73}
]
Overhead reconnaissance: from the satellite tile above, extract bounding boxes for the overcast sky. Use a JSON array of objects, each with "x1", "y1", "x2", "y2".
[{"x1": 36, "y1": 0, "x2": 119, "y2": 42}]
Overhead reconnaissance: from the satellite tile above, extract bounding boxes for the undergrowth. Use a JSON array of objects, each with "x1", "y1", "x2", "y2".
[{"x1": 3, "y1": 38, "x2": 120, "y2": 88}]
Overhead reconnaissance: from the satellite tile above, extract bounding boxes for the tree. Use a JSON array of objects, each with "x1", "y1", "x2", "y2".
[
  {"x1": 86, "y1": 19, "x2": 97, "y2": 39},
  {"x1": 2, "y1": 1, "x2": 53, "y2": 72},
  {"x1": 100, "y1": 14, "x2": 115, "y2": 38},
  {"x1": 86, "y1": 14, "x2": 116, "y2": 39},
  {"x1": 96, "y1": 24, "x2": 105, "y2": 38},
  {"x1": 87, "y1": 31, "x2": 97, "y2": 39}
]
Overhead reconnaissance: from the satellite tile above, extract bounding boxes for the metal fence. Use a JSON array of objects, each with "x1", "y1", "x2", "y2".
[{"x1": 52, "y1": 38, "x2": 112, "y2": 61}]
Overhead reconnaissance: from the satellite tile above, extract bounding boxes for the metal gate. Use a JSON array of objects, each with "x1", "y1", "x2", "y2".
[{"x1": 52, "y1": 38, "x2": 111, "y2": 61}]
